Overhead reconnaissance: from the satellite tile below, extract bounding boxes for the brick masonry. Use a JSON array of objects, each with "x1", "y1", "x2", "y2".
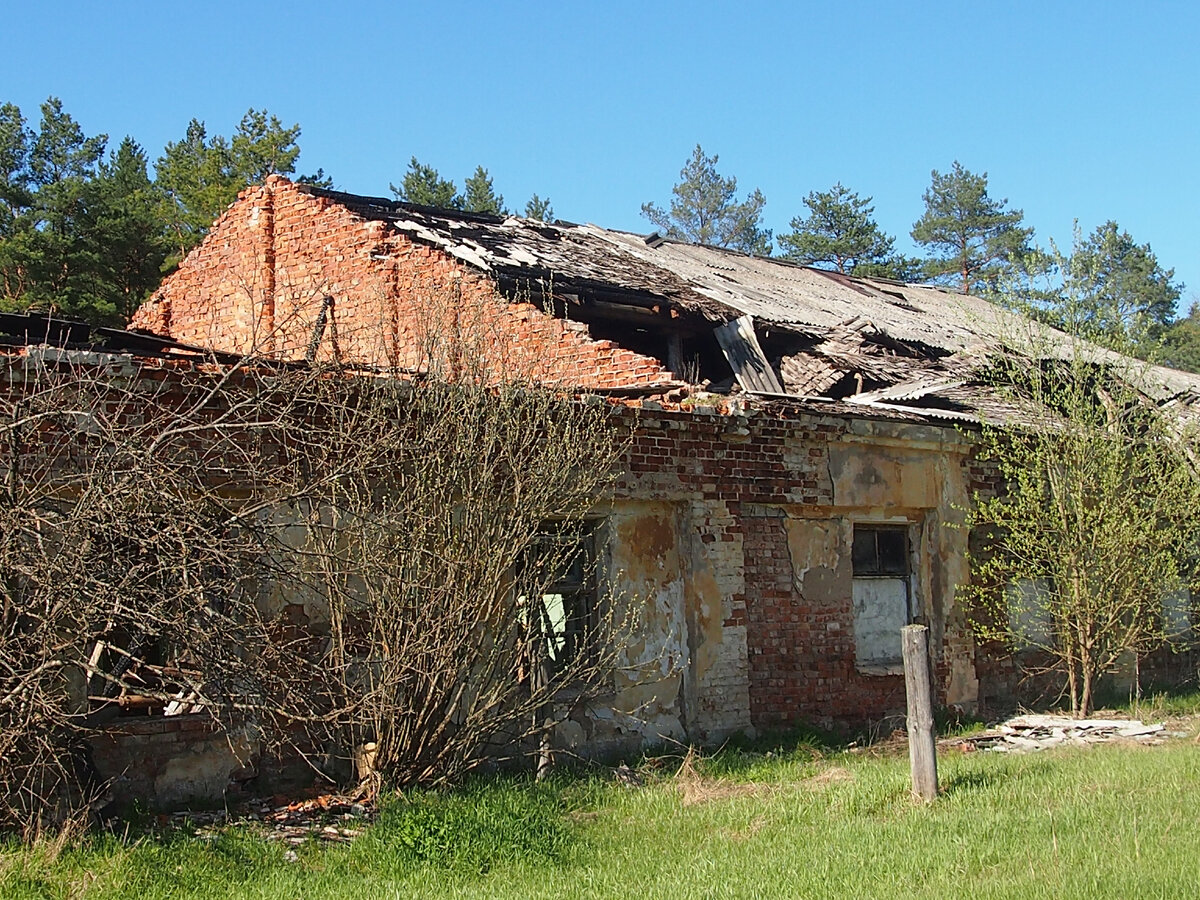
[
  {"x1": 104, "y1": 177, "x2": 1023, "y2": 795},
  {"x1": 612, "y1": 403, "x2": 980, "y2": 734},
  {"x1": 132, "y1": 177, "x2": 675, "y2": 390},
  {"x1": 89, "y1": 716, "x2": 256, "y2": 808},
  {"x1": 124, "y1": 178, "x2": 988, "y2": 732},
  {"x1": 6, "y1": 347, "x2": 990, "y2": 804}
]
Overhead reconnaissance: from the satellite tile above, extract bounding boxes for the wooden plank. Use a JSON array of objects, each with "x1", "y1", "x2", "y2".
[
  {"x1": 902, "y1": 624, "x2": 938, "y2": 801},
  {"x1": 713, "y1": 315, "x2": 785, "y2": 394}
]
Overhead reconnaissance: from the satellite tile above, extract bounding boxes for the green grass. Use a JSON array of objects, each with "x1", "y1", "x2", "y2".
[
  {"x1": 1124, "y1": 687, "x2": 1200, "y2": 719},
  {"x1": 4, "y1": 736, "x2": 1200, "y2": 900}
]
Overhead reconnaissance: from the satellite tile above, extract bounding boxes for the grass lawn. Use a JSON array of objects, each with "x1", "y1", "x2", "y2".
[{"x1": 3, "y1": 718, "x2": 1199, "y2": 900}]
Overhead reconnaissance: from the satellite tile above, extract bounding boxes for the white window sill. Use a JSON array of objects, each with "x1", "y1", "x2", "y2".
[{"x1": 856, "y1": 663, "x2": 905, "y2": 677}]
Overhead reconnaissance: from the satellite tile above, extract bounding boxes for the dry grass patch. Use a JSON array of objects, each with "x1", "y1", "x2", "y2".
[
  {"x1": 805, "y1": 765, "x2": 855, "y2": 787},
  {"x1": 719, "y1": 814, "x2": 769, "y2": 843},
  {"x1": 673, "y1": 751, "x2": 774, "y2": 807}
]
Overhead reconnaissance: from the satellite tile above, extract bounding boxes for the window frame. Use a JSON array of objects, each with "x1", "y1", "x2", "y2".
[
  {"x1": 521, "y1": 521, "x2": 600, "y2": 681},
  {"x1": 850, "y1": 523, "x2": 916, "y2": 673}
]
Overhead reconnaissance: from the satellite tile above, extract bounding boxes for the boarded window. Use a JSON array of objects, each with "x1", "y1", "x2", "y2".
[
  {"x1": 851, "y1": 525, "x2": 911, "y2": 669},
  {"x1": 1006, "y1": 578, "x2": 1053, "y2": 648},
  {"x1": 1162, "y1": 588, "x2": 1193, "y2": 643}
]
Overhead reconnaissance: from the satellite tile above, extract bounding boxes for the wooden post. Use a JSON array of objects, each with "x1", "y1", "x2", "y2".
[{"x1": 901, "y1": 624, "x2": 938, "y2": 801}]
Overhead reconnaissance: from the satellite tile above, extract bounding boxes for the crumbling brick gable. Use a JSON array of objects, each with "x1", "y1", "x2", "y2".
[{"x1": 132, "y1": 178, "x2": 675, "y2": 390}]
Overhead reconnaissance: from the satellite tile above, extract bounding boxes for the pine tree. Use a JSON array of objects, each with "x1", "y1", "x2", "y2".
[
  {"x1": 0, "y1": 102, "x2": 34, "y2": 302},
  {"x1": 641, "y1": 145, "x2": 772, "y2": 255},
  {"x1": 91, "y1": 138, "x2": 170, "y2": 321},
  {"x1": 911, "y1": 162, "x2": 1033, "y2": 294},
  {"x1": 229, "y1": 109, "x2": 300, "y2": 184},
  {"x1": 462, "y1": 166, "x2": 506, "y2": 215},
  {"x1": 854, "y1": 255, "x2": 928, "y2": 283},
  {"x1": 778, "y1": 182, "x2": 896, "y2": 274},
  {"x1": 156, "y1": 109, "x2": 310, "y2": 261},
  {"x1": 155, "y1": 119, "x2": 238, "y2": 259},
  {"x1": 0, "y1": 98, "x2": 117, "y2": 321},
  {"x1": 524, "y1": 193, "x2": 553, "y2": 221},
  {"x1": 1157, "y1": 304, "x2": 1200, "y2": 373},
  {"x1": 1064, "y1": 220, "x2": 1181, "y2": 349},
  {"x1": 391, "y1": 157, "x2": 461, "y2": 209}
]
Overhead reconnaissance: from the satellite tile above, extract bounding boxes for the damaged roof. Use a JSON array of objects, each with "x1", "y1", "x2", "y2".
[
  {"x1": 303, "y1": 186, "x2": 1200, "y2": 423},
  {"x1": 0, "y1": 311, "x2": 245, "y2": 364}
]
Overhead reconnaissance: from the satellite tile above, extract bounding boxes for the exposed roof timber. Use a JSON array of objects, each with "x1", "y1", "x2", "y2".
[
  {"x1": 301, "y1": 184, "x2": 737, "y2": 321},
  {"x1": 715, "y1": 316, "x2": 786, "y2": 395},
  {"x1": 0, "y1": 312, "x2": 246, "y2": 364},
  {"x1": 293, "y1": 183, "x2": 1200, "y2": 425}
]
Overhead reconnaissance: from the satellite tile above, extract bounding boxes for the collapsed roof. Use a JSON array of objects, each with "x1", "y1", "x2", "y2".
[{"x1": 301, "y1": 185, "x2": 1200, "y2": 424}]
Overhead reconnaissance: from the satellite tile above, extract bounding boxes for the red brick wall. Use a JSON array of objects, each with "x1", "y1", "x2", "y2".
[
  {"x1": 132, "y1": 178, "x2": 675, "y2": 390},
  {"x1": 6, "y1": 348, "x2": 976, "y2": 770},
  {"x1": 741, "y1": 515, "x2": 909, "y2": 729},
  {"x1": 618, "y1": 404, "x2": 958, "y2": 731},
  {"x1": 89, "y1": 716, "x2": 231, "y2": 805}
]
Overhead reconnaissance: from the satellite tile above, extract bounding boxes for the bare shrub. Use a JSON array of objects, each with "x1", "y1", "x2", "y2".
[
  {"x1": 0, "y1": 284, "x2": 634, "y2": 829},
  {"x1": 262, "y1": 374, "x2": 631, "y2": 786}
]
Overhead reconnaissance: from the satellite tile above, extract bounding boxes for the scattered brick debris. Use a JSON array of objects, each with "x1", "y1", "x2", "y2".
[{"x1": 160, "y1": 792, "x2": 375, "y2": 846}]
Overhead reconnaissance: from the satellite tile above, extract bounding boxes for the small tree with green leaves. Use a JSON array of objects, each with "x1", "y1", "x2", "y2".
[{"x1": 964, "y1": 350, "x2": 1200, "y2": 715}]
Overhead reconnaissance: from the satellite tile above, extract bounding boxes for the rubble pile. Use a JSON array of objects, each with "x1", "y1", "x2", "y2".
[
  {"x1": 948, "y1": 715, "x2": 1169, "y2": 754},
  {"x1": 161, "y1": 792, "x2": 374, "y2": 847}
]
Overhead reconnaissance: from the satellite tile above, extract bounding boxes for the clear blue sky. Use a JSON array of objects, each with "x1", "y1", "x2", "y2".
[{"x1": 5, "y1": 0, "x2": 1199, "y2": 312}]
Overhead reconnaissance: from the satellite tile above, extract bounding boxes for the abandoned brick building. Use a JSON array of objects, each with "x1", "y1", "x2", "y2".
[
  {"x1": 35, "y1": 175, "x2": 1196, "y2": 803},
  {"x1": 130, "y1": 175, "x2": 1200, "y2": 732}
]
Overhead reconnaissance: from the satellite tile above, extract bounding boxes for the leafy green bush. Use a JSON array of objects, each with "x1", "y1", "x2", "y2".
[{"x1": 369, "y1": 781, "x2": 572, "y2": 871}]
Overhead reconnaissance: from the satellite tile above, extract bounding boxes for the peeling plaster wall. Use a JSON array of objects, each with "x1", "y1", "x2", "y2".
[
  {"x1": 54, "y1": 358, "x2": 988, "y2": 797},
  {"x1": 603, "y1": 504, "x2": 689, "y2": 748},
  {"x1": 564, "y1": 499, "x2": 753, "y2": 755},
  {"x1": 679, "y1": 498, "x2": 751, "y2": 742},
  {"x1": 617, "y1": 406, "x2": 980, "y2": 735}
]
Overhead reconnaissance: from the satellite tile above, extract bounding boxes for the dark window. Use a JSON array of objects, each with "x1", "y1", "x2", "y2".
[
  {"x1": 852, "y1": 525, "x2": 908, "y2": 576},
  {"x1": 523, "y1": 523, "x2": 597, "y2": 676}
]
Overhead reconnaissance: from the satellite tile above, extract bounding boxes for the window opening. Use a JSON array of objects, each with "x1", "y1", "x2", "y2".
[
  {"x1": 522, "y1": 523, "x2": 597, "y2": 677},
  {"x1": 851, "y1": 524, "x2": 912, "y2": 670},
  {"x1": 852, "y1": 526, "x2": 908, "y2": 576}
]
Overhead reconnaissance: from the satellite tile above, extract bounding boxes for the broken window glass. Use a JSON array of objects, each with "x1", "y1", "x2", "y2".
[{"x1": 520, "y1": 523, "x2": 597, "y2": 678}]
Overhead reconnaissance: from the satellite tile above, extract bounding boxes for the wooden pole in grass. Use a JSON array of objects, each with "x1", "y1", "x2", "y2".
[{"x1": 902, "y1": 624, "x2": 938, "y2": 801}]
